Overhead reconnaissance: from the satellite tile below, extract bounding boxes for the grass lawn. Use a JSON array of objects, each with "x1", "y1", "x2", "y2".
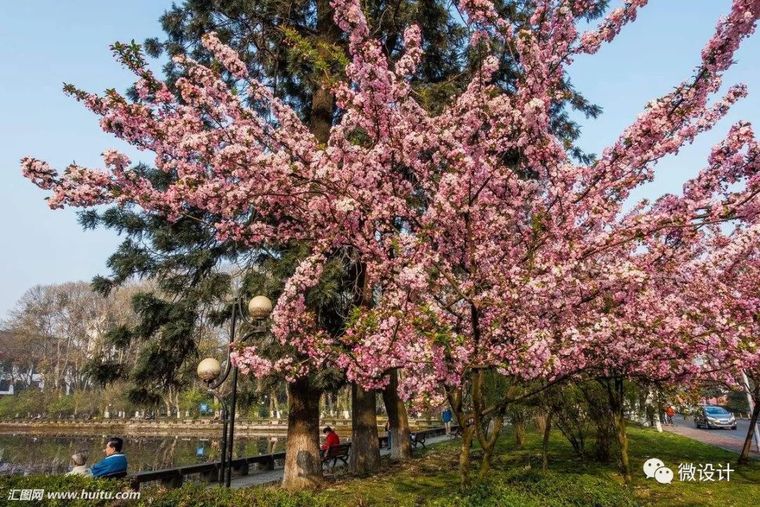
[{"x1": 309, "y1": 425, "x2": 760, "y2": 507}]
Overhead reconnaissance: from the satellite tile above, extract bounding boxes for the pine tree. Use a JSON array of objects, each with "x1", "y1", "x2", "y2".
[{"x1": 82, "y1": 0, "x2": 607, "y2": 487}]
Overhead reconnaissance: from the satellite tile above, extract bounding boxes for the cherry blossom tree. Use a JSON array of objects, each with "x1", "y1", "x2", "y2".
[
  {"x1": 21, "y1": 0, "x2": 760, "y2": 487},
  {"x1": 679, "y1": 222, "x2": 760, "y2": 465}
]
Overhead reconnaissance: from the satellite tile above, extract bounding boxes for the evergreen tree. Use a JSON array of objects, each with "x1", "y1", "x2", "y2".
[{"x1": 82, "y1": 0, "x2": 607, "y2": 487}]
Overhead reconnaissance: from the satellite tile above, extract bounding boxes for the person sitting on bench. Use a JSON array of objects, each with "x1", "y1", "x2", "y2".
[
  {"x1": 320, "y1": 426, "x2": 340, "y2": 455},
  {"x1": 66, "y1": 452, "x2": 92, "y2": 477},
  {"x1": 91, "y1": 437, "x2": 128, "y2": 478}
]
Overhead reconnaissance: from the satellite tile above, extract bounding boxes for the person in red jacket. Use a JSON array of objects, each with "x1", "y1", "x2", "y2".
[{"x1": 321, "y1": 426, "x2": 340, "y2": 454}]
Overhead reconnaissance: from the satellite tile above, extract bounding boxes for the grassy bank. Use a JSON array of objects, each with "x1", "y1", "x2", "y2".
[
  {"x1": 307, "y1": 426, "x2": 760, "y2": 506},
  {"x1": 2, "y1": 425, "x2": 758, "y2": 506}
]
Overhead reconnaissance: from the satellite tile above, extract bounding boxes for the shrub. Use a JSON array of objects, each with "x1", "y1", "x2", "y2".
[{"x1": 0, "y1": 475, "x2": 127, "y2": 507}]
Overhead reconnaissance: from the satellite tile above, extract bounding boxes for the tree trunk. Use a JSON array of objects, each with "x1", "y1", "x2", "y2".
[
  {"x1": 478, "y1": 414, "x2": 504, "y2": 479},
  {"x1": 542, "y1": 411, "x2": 553, "y2": 472},
  {"x1": 350, "y1": 383, "x2": 381, "y2": 475},
  {"x1": 459, "y1": 424, "x2": 474, "y2": 489},
  {"x1": 382, "y1": 369, "x2": 412, "y2": 461},
  {"x1": 594, "y1": 425, "x2": 613, "y2": 463},
  {"x1": 738, "y1": 387, "x2": 760, "y2": 465},
  {"x1": 328, "y1": 392, "x2": 335, "y2": 416},
  {"x1": 514, "y1": 419, "x2": 525, "y2": 449},
  {"x1": 310, "y1": 0, "x2": 339, "y2": 145},
  {"x1": 471, "y1": 369, "x2": 505, "y2": 480},
  {"x1": 614, "y1": 410, "x2": 631, "y2": 482},
  {"x1": 447, "y1": 386, "x2": 473, "y2": 489},
  {"x1": 281, "y1": 377, "x2": 323, "y2": 490},
  {"x1": 605, "y1": 377, "x2": 631, "y2": 482}
]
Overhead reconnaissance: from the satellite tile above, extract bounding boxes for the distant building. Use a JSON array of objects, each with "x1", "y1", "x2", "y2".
[
  {"x1": 0, "y1": 368, "x2": 44, "y2": 395},
  {"x1": 0, "y1": 329, "x2": 44, "y2": 395}
]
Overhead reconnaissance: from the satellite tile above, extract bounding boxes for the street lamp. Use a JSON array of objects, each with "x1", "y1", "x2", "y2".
[
  {"x1": 197, "y1": 293, "x2": 273, "y2": 487},
  {"x1": 197, "y1": 358, "x2": 221, "y2": 383}
]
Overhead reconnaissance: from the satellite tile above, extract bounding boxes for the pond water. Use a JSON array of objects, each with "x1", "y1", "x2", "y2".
[{"x1": 0, "y1": 433, "x2": 286, "y2": 476}]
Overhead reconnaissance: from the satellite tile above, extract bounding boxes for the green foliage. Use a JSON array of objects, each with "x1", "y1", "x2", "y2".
[
  {"x1": 0, "y1": 475, "x2": 126, "y2": 507},
  {"x1": 139, "y1": 483, "x2": 320, "y2": 507},
  {"x1": 724, "y1": 390, "x2": 750, "y2": 414},
  {"x1": 80, "y1": 202, "x2": 241, "y2": 402},
  {"x1": 0, "y1": 389, "x2": 46, "y2": 418},
  {"x1": 0, "y1": 388, "x2": 111, "y2": 419},
  {"x1": 431, "y1": 472, "x2": 637, "y2": 507},
  {"x1": 280, "y1": 26, "x2": 348, "y2": 86},
  {"x1": 178, "y1": 388, "x2": 213, "y2": 416},
  {"x1": 46, "y1": 395, "x2": 75, "y2": 417}
]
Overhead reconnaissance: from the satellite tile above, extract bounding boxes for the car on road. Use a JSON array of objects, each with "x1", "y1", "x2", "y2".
[{"x1": 694, "y1": 405, "x2": 737, "y2": 430}]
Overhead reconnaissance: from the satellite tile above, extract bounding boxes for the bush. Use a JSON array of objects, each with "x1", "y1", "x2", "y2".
[
  {"x1": 47, "y1": 395, "x2": 75, "y2": 418},
  {"x1": 0, "y1": 389, "x2": 47, "y2": 418},
  {"x1": 0, "y1": 475, "x2": 127, "y2": 507},
  {"x1": 0, "y1": 476, "x2": 329, "y2": 507}
]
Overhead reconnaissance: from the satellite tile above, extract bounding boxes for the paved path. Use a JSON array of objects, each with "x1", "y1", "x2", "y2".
[
  {"x1": 662, "y1": 415, "x2": 759, "y2": 457},
  {"x1": 229, "y1": 433, "x2": 454, "y2": 489}
]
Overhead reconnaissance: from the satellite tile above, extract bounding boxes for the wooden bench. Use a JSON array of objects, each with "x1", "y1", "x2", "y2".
[
  {"x1": 410, "y1": 432, "x2": 426, "y2": 449},
  {"x1": 321, "y1": 443, "x2": 351, "y2": 471}
]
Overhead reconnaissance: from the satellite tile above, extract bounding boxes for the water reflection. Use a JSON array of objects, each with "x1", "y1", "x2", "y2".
[{"x1": 0, "y1": 433, "x2": 286, "y2": 475}]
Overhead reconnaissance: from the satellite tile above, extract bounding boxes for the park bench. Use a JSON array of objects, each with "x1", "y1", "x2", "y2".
[
  {"x1": 409, "y1": 432, "x2": 426, "y2": 449},
  {"x1": 321, "y1": 442, "x2": 351, "y2": 471}
]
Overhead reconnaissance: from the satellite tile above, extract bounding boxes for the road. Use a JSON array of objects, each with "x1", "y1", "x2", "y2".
[{"x1": 663, "y1": 415, "x2": 759, "y2": 457}]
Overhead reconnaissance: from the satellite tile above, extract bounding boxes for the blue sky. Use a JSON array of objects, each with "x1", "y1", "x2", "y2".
[{"x1": 1, "y1": 1, "x2": 758, "y2": 319}]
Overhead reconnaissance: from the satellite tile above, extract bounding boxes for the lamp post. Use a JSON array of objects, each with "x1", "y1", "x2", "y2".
[{"x1": 197, "y1": 293, "x2": 273, "y2": 487}]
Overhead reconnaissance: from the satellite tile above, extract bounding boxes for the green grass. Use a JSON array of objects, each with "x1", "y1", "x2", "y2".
[
  {"x1": 3, "y1": 426, "x2": 758, "y2": 506},
  {"x1": 627, "y1": 427, "x2": 759, "y2": 507},
  {"x1": 308, "y1": 425, "x2": 760, "y2": 507}
]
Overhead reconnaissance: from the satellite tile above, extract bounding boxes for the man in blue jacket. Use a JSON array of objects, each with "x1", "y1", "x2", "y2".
[{"x1": 91, "y1": 437, "x2": 128, "y2": 478}]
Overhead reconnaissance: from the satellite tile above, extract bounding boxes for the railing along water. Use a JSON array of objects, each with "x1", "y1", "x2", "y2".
[{"x1": 130, "y1": 426, "x2": 452, "y2": 489}]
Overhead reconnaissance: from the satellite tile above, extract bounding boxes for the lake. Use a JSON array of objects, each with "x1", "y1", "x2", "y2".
[{"x1": 0, "y1": 432, "x2": 286, "y2": 475}]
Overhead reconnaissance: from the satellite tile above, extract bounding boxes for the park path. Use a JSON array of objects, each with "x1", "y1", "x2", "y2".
[
  {"x1": 229, "y1": 433, "x2": 454, "y2": 489},
  {"x1": 663, "y1": 415, "x2": 759, "y2": 458}
]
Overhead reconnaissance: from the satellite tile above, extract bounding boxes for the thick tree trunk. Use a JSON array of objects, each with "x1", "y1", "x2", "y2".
[
  {"x1": 350, "y1": 383, "x2": 381, "y2": 475},
  {"x1": 593, "y1": 412, "x2": 614, "y2": 464},
  {"x1": 738, "y1": 388, "x2": 760, "y2": 465},
  {"x1": 282, "y1": 377, "x2": 323, "y2": 490},
  {"x1": 382, "y1": 369, "x2": 412, "y2": 461},
  {"x1": 284, "y1": 0, "x2": 336, "y2": 481}
]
